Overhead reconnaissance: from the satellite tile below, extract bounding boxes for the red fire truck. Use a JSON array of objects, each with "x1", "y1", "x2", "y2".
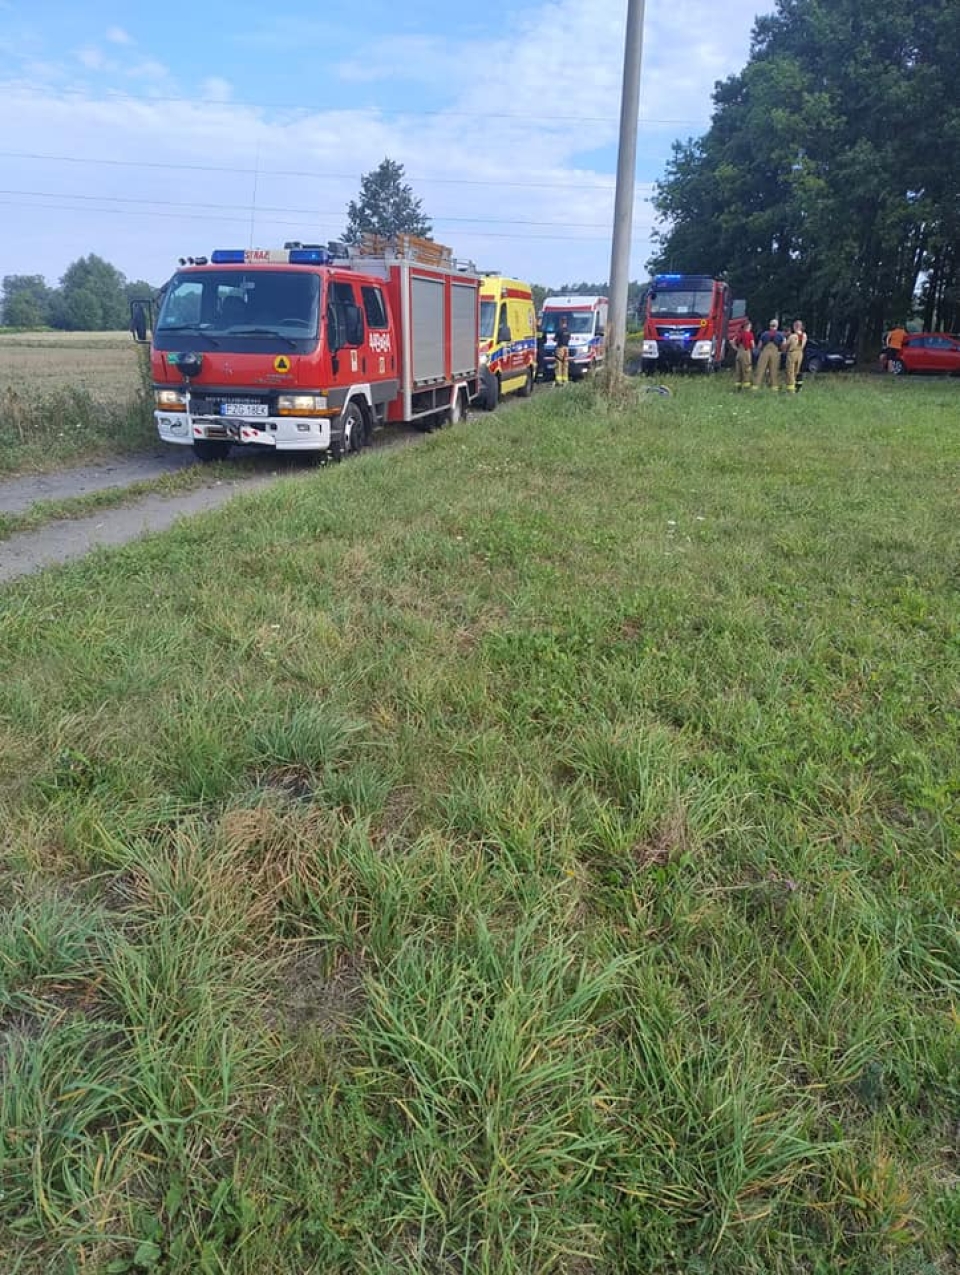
[
  {"x1": 639, "y1": 274, "x2": 747, "y2": 374},
  {"x1": 132, "y1": 237, "x2": 482, "y2": 461}
]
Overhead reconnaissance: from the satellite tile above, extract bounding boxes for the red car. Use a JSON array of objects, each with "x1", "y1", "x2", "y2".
[{"x1": 890, "y1": 332, "x2": 960, "y2": 376}]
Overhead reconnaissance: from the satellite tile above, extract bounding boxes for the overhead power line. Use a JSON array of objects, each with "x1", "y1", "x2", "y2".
[
  {"x1": 6, "y1": 83, "x2": 710, "y2": 129},
  {"x1": 0, "y1": 150, "x2": 629, "y2": 192},
  {"x1": 0, "y1": 197, "x2": 642, "y2": 243},
  {"x1": 0, "y1": 188, "x2": 618, "y2": 230}
]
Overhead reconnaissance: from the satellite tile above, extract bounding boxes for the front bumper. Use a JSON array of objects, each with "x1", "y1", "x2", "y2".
[
  {"x1": 642, "y1": 340, "x2": 713, "y2": 370},
  {"x1": 156, "y1": 411, "x2": 332, "y2": 451}
]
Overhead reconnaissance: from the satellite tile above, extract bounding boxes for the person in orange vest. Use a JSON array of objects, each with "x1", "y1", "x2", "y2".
[
  {"x1": 784, "y1": 319, "x2": 807, "y2": 392},
  {"x1": 733, "y1": 320, "x2": 755, "y2": 390},
  {"x1": 752, "y1": 318, "x2": 784, "y2": 390},
  {"x1": 882, "y1": 324, "x2": 907, "y2": 372}
]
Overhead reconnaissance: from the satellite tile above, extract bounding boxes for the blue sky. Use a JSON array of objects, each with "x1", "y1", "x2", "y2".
[{"x1": 0, "y1": 0, "x2": 776, "y2": 290}]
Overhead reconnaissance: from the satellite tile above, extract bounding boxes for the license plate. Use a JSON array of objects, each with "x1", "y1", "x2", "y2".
[{"x1": 220, "y1": 401, "x2": 269, "y2": 417}]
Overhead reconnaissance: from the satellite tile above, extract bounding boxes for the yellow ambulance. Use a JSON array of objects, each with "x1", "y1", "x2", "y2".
[{"x1": 477, "y1": 275, "x2": 538, "y2": 409}]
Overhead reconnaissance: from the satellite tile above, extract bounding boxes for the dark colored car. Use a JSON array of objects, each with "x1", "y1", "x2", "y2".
[
  {"x1": 801, "y1": 338, "x2": 856, "y2": 374},
  {"x1": 890, "y1": 332, "x2": 960, "y2": 376},
  {"x1": 772, "y1": 337, "x2": 856, "y2": 374}
]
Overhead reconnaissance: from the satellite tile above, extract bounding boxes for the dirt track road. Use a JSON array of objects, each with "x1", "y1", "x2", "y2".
[
  {"x1": 0, "y1": 448, "x2": 197, "y2": 517},
  {"x1": 0, "y1": 427, "x2": 425, "y2": 586}
]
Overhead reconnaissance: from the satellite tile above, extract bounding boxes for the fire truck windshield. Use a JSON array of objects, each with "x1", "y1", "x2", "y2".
[
  {"x1": 649, "y1": 290, "x2": 713, "y2": 318},
  {"x1": 156, "y1": 270, "x2": 321, "y2": 343}
]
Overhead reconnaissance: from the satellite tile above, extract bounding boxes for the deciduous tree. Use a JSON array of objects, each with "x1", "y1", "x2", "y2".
[
  {"x1": 1, "y1": 275, "x2": 52, "y2": 328},
  {"x1": 53, "y1": 255, "x2": 129, "y2": 331},
  {"x1": 649, "y1": 0, "x2": 960, "y2": 349}
]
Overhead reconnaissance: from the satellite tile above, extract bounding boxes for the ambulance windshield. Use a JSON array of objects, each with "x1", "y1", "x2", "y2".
[
  {"x1": 542, "y1": 311, "x2": 593, "y2": 335},
  {"x1": 156, "y1": 270, "x2": 320, "y2": 342},
  {"x1": 479, "y1": 300, "x2": 497, "y2": 339},
  {"x1": 649, "y1": 289, "x2": 712, "y2": 317}
]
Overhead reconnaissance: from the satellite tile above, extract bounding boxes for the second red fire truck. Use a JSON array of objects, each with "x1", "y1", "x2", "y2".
[{"x1": 639, "y1": 274, "x2": 747, "y2": 374}]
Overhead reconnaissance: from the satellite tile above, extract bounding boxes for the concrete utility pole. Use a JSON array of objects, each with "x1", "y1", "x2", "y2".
[{"x1": 605, "y1": 0, "x2": 647, "y2": 387}]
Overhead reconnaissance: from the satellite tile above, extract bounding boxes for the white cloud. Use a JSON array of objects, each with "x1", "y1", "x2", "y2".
[
  {"x1": 1, "y1": 0, "x2": 775, "y2": 288},
  {"x1": 76, "y1": 45, "x2": 107, "y2": 71},
  {"x1": 200, "y1": 77, "x2": 233, "y2": 103},
  {"x1": 105, "y1": 26, "x2": 133, "y2": 46},
  {"x1": 336, "y1": 36, "x2": 459, "y2": 84},
  {"x1": 123, "y1": 58, "x2": 173, "y2": 89}
]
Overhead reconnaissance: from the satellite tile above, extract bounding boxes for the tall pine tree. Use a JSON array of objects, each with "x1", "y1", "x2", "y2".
[{"x1": 343, "y1": 159, "x2": 432, "y2": 245}]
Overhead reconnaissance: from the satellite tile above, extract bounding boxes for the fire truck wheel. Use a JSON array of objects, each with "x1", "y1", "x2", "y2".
[
  {"x1": 448, "y1": 389, "x2": 467, "y2": 426},
  {"x1": 519, "y1": 367, "x2": 534, "y2": 397},
  {"x1": 193, "y1": 439, "x2": 231, "y2": 462},
  {"x1": 479, "y1": 366, "x2": 499, "y2": 411},
  {"x1": 339, "y1": 402, "x2": 366, "y2": 456}
]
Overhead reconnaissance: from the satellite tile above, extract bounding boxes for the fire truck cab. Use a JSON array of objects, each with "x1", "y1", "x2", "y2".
[{"x1": 640, "y1": 274, "x2": 746, "y2": 374}]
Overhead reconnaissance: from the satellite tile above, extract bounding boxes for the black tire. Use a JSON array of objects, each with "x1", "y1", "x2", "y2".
[
  {"x1": 518, "y1": 366, "x2": 534, "y2": 398},
  {"x1": 479, "y1": 366, "x2": 499, "y2": 411},
  {"x1": 343, "y1": 402, "x2": 366, "y2": 454},
  {"x1": 806, "y1": 356, "x2": 823, "y2": 374},
  {"x1": 193, "y1": 439, "x2": 231, "y2": 462},
  {"x1": 447, "y1": 389, "x2": 467, "y2": 426},
  {"x1": 330, "y1": 401, "x2": 365, "y2": 461}
]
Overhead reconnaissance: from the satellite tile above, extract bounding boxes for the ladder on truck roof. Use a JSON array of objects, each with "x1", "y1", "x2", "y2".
[{"x1": 340, "y1": 233, "x2": 476, "y2": 274}]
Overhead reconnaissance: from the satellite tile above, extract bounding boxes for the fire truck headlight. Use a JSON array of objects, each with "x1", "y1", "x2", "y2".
[
  {"x1": 642, "y1": 340, "x2": 658, "y2": 359},
  {"x1": 277, "y1": 393, "x2": 328, "y2": 416},
  {"x1": 155, "y1": 389, "x2": 187, "y2": 410},
  {"x1": 480, "y1": 353, "x2": 489, "y2": 366},
  {"x1": 692, "y1": 341, "x2": 713, "y2": 359}
]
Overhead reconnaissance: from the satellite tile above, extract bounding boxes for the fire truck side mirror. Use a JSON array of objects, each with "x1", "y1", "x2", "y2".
[{"x1": 130, "y1": 299, "x2": 150, "y2": 344}]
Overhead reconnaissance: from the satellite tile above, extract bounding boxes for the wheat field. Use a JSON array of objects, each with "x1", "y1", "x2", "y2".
[{"x1": 0, "y1": 330, "x2": 142, "y2": 398}]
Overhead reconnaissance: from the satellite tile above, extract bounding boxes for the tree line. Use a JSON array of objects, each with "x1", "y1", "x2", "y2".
[
  {"x1": 1, "y1": 256, "x2": 154, "y2": 331},
  {"x1": 649, "y1": 0, "x2": 959, "y2": 351}
]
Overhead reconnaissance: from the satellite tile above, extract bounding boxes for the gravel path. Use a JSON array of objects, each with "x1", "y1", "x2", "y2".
[
  {"x1": 0, "y1": 448, "x2": 199, "y2": 517},
  {"x1": 0, "y1": 473, "x2": 282, "y2": 585},
  {"x1": 0, "y1": 424, "x2": 427, "y2": 586}
]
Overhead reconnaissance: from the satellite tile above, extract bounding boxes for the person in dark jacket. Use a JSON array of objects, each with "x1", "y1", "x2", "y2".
[{"x1": 752, "y1": 318, "x2": 784, "y2": 390}]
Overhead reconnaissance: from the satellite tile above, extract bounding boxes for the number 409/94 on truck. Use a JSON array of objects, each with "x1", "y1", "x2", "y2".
[{"x1": 132, "y1": 237, "x2": 482, "y2": 462}]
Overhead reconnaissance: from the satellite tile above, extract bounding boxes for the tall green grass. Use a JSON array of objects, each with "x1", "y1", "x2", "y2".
[
  {"x1": 0, "y1": 347, "x2": 154, "y2": 473},
  {"x1": 0, "y1": 374, "x2": 956, "y2": 1272}
]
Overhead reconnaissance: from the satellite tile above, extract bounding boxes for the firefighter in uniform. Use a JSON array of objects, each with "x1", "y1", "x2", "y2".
[
  {"x1": 733, "y1": 320, "x2": 754, "y2": 390},
  {"x1": 554, "y1": 318, "x2": 570, "y2": 385},
  {"x1": 784, "y1": 319, "x2": 807, "y2": 392},
  {"x1": 752, "y1": 318, "x2": 784, "y2": 390}
]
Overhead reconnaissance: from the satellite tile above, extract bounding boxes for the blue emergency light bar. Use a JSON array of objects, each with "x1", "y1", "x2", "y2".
[
  {"x1": 210, "y1": 248, "x2": 332, "y2": 265},
  {"x1": 290, "y1": 248, "x2": 331, "y2": 264}
]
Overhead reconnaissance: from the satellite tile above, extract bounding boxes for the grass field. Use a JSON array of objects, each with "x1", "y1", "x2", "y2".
[
  {"x1": 0, "y1": 331, "x2": 153, "y2": 473},
  {"x1": 0, "y1": 331, "x2": 142, "y2": 397},
  {"x1": 0, "y1": 375, "x2": 957, "y2": 1273}
]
